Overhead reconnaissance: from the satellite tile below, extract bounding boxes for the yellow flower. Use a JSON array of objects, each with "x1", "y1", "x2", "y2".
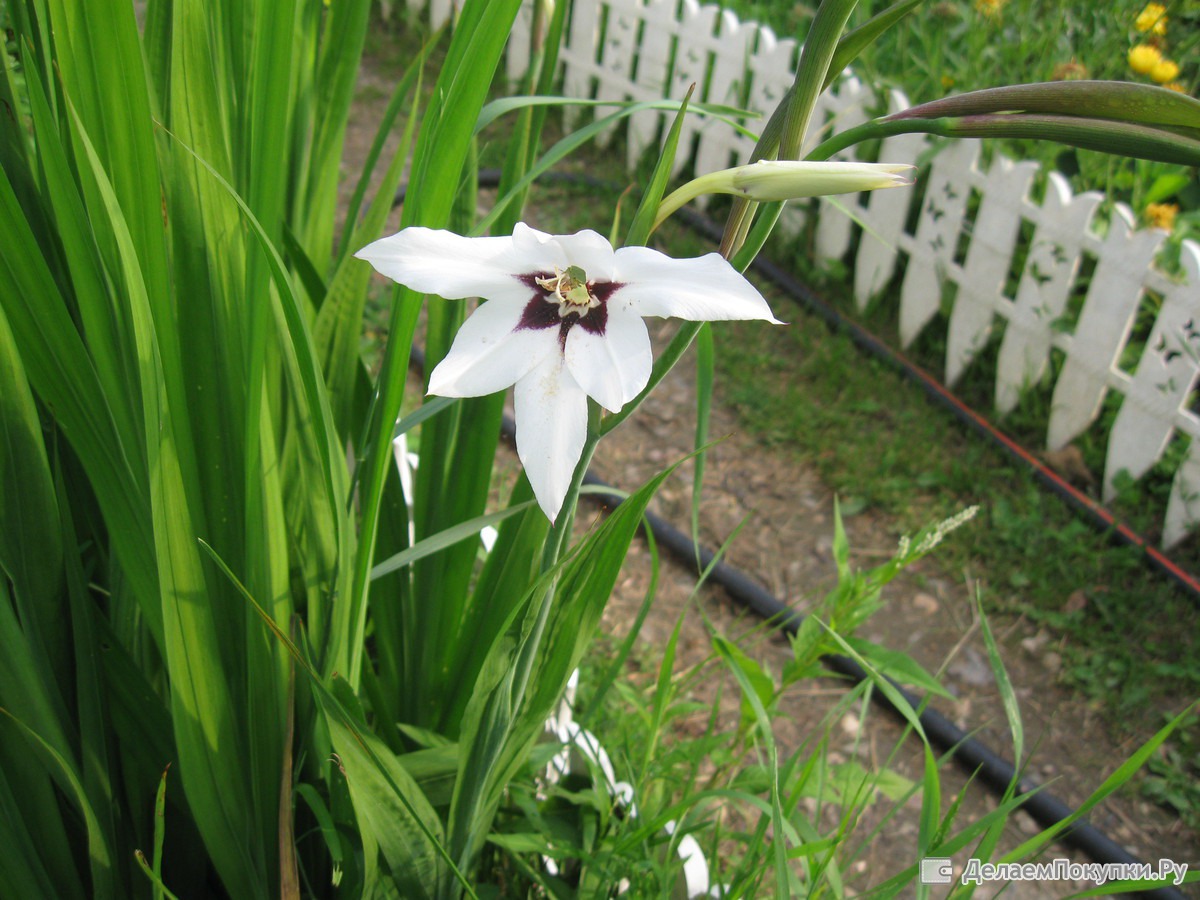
[
  {"x1": 974, "y1": 0, "x2": 1004, "y2": 18},
  {"x1": 1144, "y1": 202, "x2": 1178, "y2": 231},
  {"x1": 1128, "y1": 43, "x2": 1162, "y2": 75},
  {"x1": 1135, "y1": 3, "x2": 1168, "y2": 35},
  {"x1": 1150, "y1": 58, "x2": 1180, "y2": 83}
]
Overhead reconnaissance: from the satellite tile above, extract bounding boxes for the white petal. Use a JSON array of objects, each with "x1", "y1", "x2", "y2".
[
  {"x1": 511, "y1": 222, "x2": 569, "y2": 271},
  {"x1": 514, "y1": 355, "x2": 588, "y2": 520},
  {"x1": 564, "y1": 309, "x2": 651, "y2": 412},
  {"x1": 427, "y1": 299, "x2": 558, "y2": 397},
  {"x1": 356, "y1": 228, "x2": 516, "y2": 299},
  {"x1": 556, "y1": 229, "x2": 618, "y2": 281},
  {"x1": 611, "y1": 247, "x2": 782, "y2": 323},
  {"x1": 356, "y1": 226, "x2": 554, "y2": 302}
]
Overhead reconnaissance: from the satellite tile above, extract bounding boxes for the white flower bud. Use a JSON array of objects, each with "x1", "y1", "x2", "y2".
[
  {"x1": 655, "y1": 160, "x2": 915, "y2": 228},
  {"x1": 728, "y1": 160, "x2": 914, "y2": 200}
]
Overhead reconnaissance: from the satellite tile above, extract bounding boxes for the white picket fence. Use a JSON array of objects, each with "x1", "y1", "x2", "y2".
[{"x1": 410, "y1": 0, "x2": 1200, "y2": 549}]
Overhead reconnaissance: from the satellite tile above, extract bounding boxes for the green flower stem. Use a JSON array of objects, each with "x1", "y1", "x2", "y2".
[
  {"x1": 804, "y1": 117, "x2": 935, "y2": 162},
  {"x1": 730, "y1": 201, "x2": 785, "y2": 273},
  {"x1": 779, "y1": 0, "x2": 858, "y2": 161},
  {"x1": 720, "y1": 0, "x2": 856, "y2": 257},
  {"x1": 654, "y1": 172, "x2": 730, "y2": 232},
  {"x1": 887, "y1": 80, "x2": 1200, "y2": 130}
]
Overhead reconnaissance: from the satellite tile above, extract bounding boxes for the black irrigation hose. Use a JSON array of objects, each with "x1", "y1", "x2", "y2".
[
  {"x1": 576, "y1": 474, "x2": 1185, "y2": 900},
  {"x1": 396, "y1": 172, "x2": 1188, "y2": 897}
]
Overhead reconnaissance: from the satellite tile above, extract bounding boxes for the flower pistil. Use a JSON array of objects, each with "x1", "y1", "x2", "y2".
[{"x1": 536, "y1": 266, "x2": 602, "y2": 316}]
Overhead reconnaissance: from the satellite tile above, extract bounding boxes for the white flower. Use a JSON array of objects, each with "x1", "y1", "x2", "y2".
[{"x1": 356, "y1": 223, "x2": 780, "y2": 520}]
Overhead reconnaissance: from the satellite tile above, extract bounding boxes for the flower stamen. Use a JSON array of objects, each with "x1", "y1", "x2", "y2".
[{"x1": 536, "y1": 265, "x2": 601, "y2": 318}]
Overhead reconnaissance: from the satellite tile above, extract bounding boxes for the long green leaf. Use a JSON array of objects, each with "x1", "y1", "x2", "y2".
[
  {"x1": 448, "y1": 458, "x2": 684, "y2": 878},
  {"x1": 163, "y1": 124, "x2": 355, "y2": 664},
  {"x1": 199, "y1": 539, "x2": 473, "y2": 898},
  {"x1": 0, "y1": 709, "x2": 112, "y2": 898},
  {"x1": 316, "y1": 55, "x2": 425, "y2": 439},
  {"x1": 321, "y1": 679, "x2": 452, "y2": 899},
  {"x1": 68, "y1": 102, "x2": 267, "y2": 897},
  {"x1": 475, "y1": 98, "x2": 745, "y2": 237},
  {"x1": 0, "y1": 161, "x2": 160, "y2": 638},
  {"x1": 691, "y1": 323, "x2": 713, "y2": 567},
  {"x1": 714, "y1": 635, "x2": 790, "y2": 897},
  {"x1": 475, "y1": 95, "x2": 754, "y2": 137},
  {"x1": 57, "y1": 464, "x2": 123, "y2": 899},
  {"x1": 0, "y1": 760, "x2": 72, "y2": 899},
  {"x1": 371, "y1": 502, "x2": 536, "y2": 580},
  {"x1": 301, "y1": 0, "x2": 375, "y2": 266},
  {"x1": 1000, "y1": 702, "x2": 1197, "y2": 863},
  {"x1": 0, "y1": 300, "x2": 61, "y2": 607},
  {"x1": 626, "y1": 84, "x2": 695, "y2": 247}
]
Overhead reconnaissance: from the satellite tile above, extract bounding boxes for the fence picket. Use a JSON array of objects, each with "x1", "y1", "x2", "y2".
[
  {"x1": 506, "y1": 2, "x2": 533, "y2": 81},
  {"x1": 430, "y1": 0, "x2": 454, "y2": 31},
  {"x1": 853, "y1": 91, "x2": 927, "y2": 309},
  {"x1": 1166, "y1": 443, "x2": 1200, "y2": 548},
  {"x1": 898, "y1": 139, "x2": 980, "y2": 348},
  {"x1": 594, "y1": 0, "x2": 643, "y2": 146},
  {"x1": 814, "y1": 77, "x2": 871, "y2": 266},
  {"x1": 994, "y1": 173, "x2": 1104, "y2": 414},
  {"x1": 563, "y1": 0, "x2": 602, "y2": 109},
  {"x1": 692, "y1": 9, "x2": 758, "y2": 177},
  {"x1": 663, "y1": 2, "x2": 721, "y2": 175},
  {"x1": 625, "y1": 0, "x2": 679, "y2": 169},
  {"x1": 1166, "y1": 303, "x2": 1200, "y2": 548},
  {"x1": 1046, "y1": 207, "x2": 1165, "y2": 452},
  {"x1": 944, "y1": 157, "x2": 1039, "y2": 386},
  {"x1": 1104, "y1": 242, "x2": 1200, "y2": 500}
]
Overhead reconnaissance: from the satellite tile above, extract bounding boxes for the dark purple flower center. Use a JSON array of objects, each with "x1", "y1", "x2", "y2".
[{"x1": 515, "y1": 272, "x2": 623, "y2": 349}]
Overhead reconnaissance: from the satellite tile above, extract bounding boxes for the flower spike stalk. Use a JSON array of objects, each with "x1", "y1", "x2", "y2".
[
  {"x1": 807, "y1": 80, "x2": 1200, "y2": 170},
  {"x1": 885, "y1": 80, "x2": 1200, "y2": 130},
  {"x1": 356, "y1": 223, "x2": 780, "y2": 520}
]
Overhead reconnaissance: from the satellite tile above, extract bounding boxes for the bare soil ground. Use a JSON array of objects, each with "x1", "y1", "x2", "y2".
[{"x1": 344, "y1": 44, "x2": 1198, "y2": 897}]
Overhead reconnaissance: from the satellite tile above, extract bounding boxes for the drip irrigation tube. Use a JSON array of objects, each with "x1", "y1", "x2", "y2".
[
  {"x1": 395, "y1": 172, "x2": 1189, "y2": 896},
  {"x1": 577, "y1": 475, "x2": 1185, "y2": 900}
]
